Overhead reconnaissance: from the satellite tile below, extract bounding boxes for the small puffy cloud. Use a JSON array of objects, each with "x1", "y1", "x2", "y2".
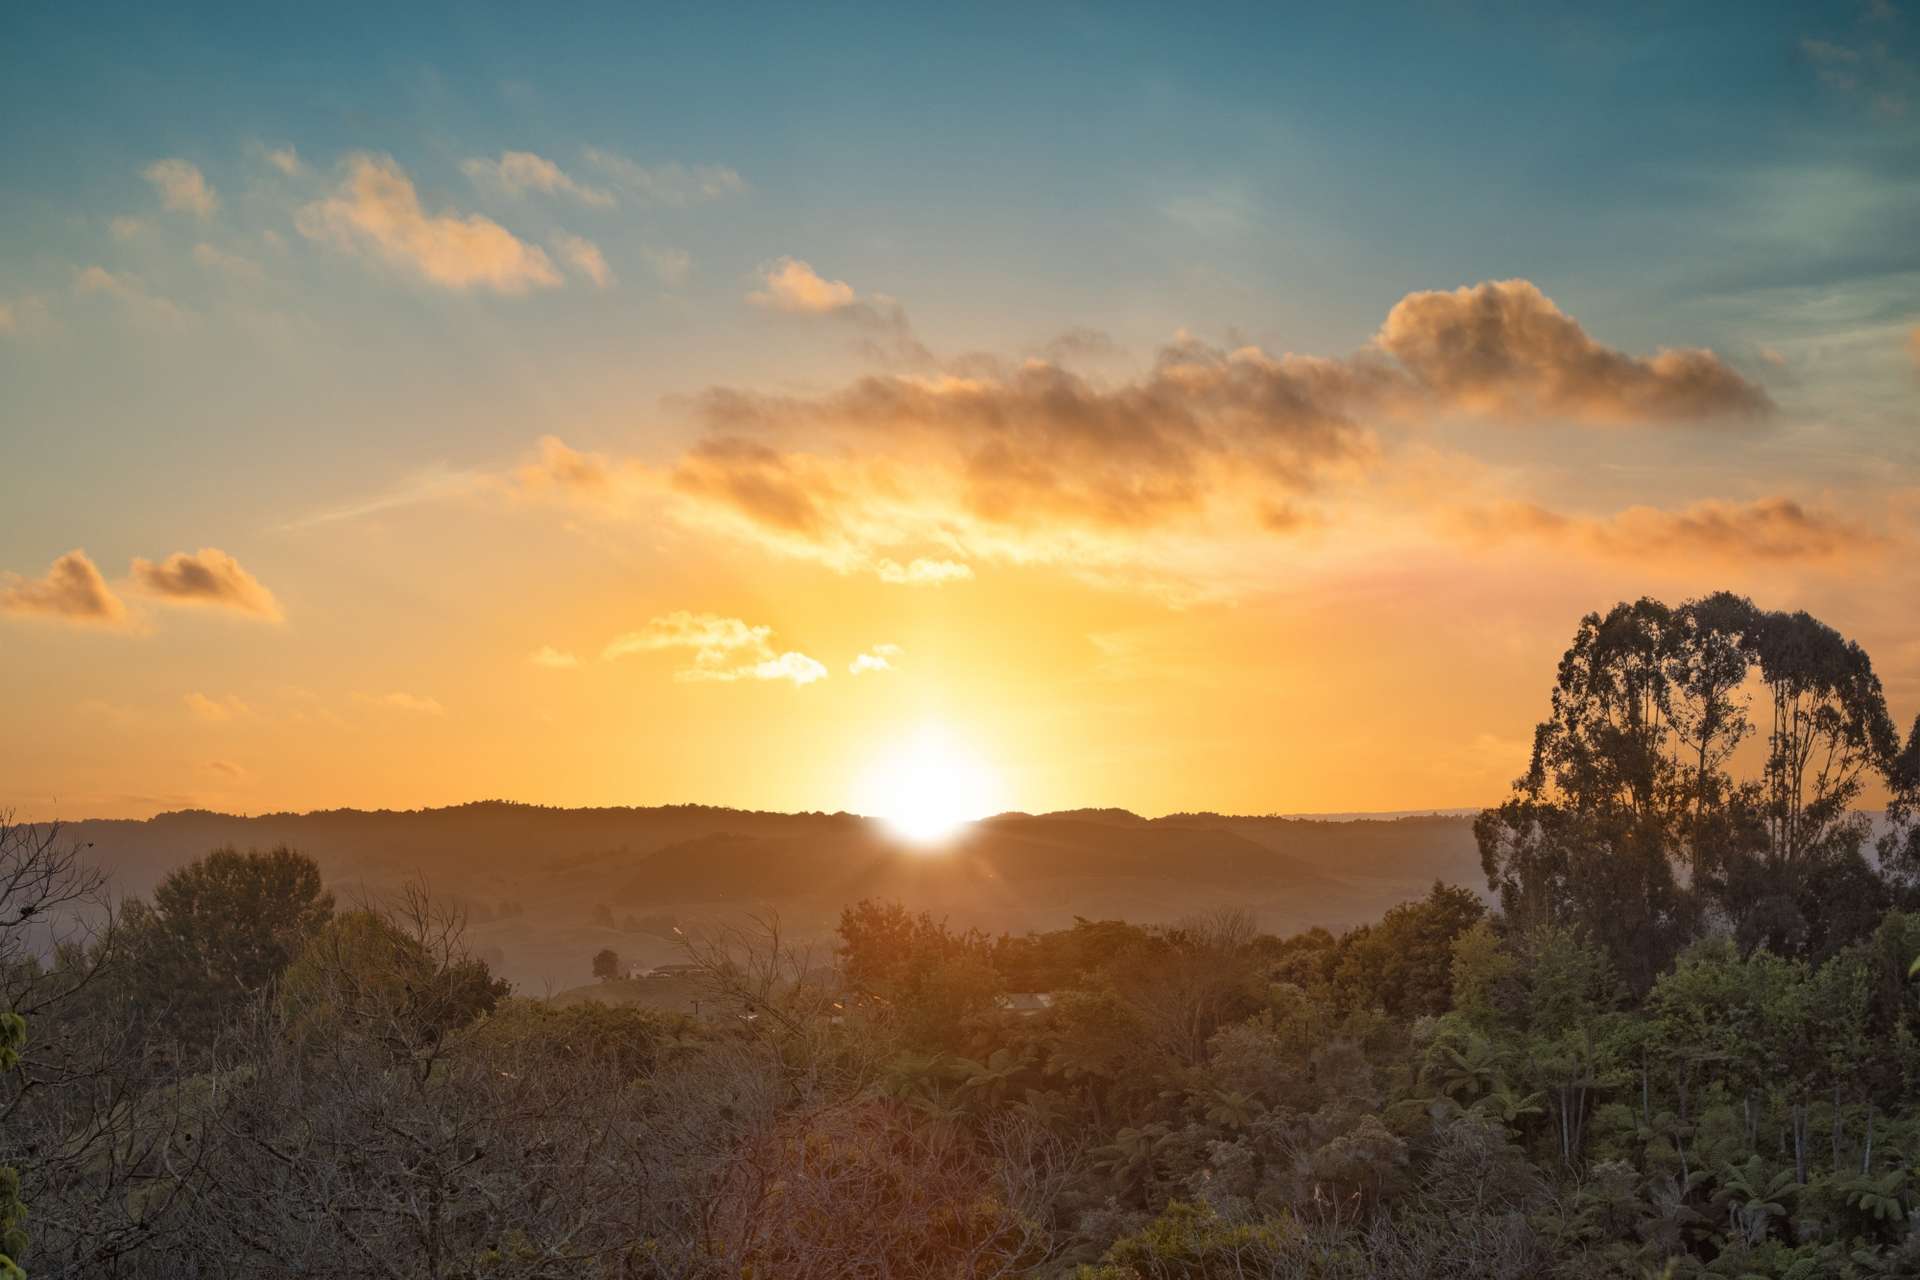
[
  {"x1": 876, "y1": 557, "x2": 973, "y2": 585},
  {"x1": 193, "y1": 242, "x2": 265, "y2": 284},
  {"x1": 296, "y1": 153, "x2": 562, "y2": 294},
  {"x1": 264, "y1": 146, "x2": 303, "y2": 177},
  {"x1": 0, "y1": 549, "x2": 127, "y2": 625},
  {"x1": 109, "y1": 215, "x2": 145, "y2": 240},
  {"x1": 579, "y1": 148, "x2": 746, "y2": 206},
  {"x1": 642, "y1": 245, "x2": 692, "y2": 287},
  {"x1": 463, "y1": 150, "x2": 614, "y2": 207},
  {"x1": 1376, "y1": 280, "x2": 1771, "y2": 425},
  {"x1": 184, "y1": 692, "x2": 252, "y2": 722},
  {"x1": 357, "y1": 691, "x2": 446, "y2": 715},
  {"x1": 143, "y1": 158, "x2": 219, "y2": 218},
  {"x1": 552, "y1": 232, "x2": 613, "y2": 288},
  {"x1": 745, "y1": 258, "x2": 927, "y2": 362},
  {"x1": 849, "y1": 643, "x2": 903, "y2": 675},
  {"x1": 1454, "y1": 496, "x2": 1882, "y2": 564},
  {"x1": 129, "y1": 547, "x2": 283, "y2": 621},
  {"x1": 749, "y1": 257, "x2": 856, "y2": 313},
  {"x1": 602, "y1": 610, "x2": 826, "y2": 685},
  {"x1": 529, "y1": 645, "x2": 580, "y2": 669}
]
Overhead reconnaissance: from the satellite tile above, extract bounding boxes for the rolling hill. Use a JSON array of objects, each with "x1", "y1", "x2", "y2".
[{"x1": 47, "y1": 802, "x2": 1486, "y2": 989}]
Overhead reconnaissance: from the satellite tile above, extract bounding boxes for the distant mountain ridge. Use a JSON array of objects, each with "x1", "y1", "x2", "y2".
[{"x1": 46, "y1": 801, "x2": 1487, "y2": 988}]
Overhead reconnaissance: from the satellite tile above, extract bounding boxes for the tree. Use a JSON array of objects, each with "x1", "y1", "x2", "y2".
[
  {"x1": 115, "y1": 844, "x2": 333, "y2": 1049},
  {"x1": 1479, "y1": 592, "x2": 1907, "y2": 983},
  {"x1": 592, "y1": 946, "x2": 622, "y2": 982}
]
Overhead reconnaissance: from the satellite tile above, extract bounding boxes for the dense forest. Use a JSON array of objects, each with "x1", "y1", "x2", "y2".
[{"x1": 5, "y1": 591, "x2": 1920, "y2": 1278}]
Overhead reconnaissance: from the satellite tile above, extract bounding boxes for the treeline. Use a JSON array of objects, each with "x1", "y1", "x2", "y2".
[{"x1": 2, "y1": 589, "x2": 1919, "y2": 1278}]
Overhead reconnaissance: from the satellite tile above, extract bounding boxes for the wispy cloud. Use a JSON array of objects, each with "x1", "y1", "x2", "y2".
[
  {"x1": 0, "y1": 295, "x2": 48, "y2": 336},
  {"x1": 876, "y1": 557, "x2": 973, "y2": 585},
  {"x1": 552, "y1": 232, "x2": 613, "y2": 288},
  {"x1": 75, "y1": 266, "x2": 190, "y2": 327},
  {"x1": 263, "y1": 145, "x2": 303, "y2": 177},
  {"x1": 529, "y1": 645, "x2": 580, "y2": 669},
  {"x1": 463, "y1": 150, "x2": 615, "y2": 207},
  {"x1": 356, "y1": 691, "x2": 446, "y2": 715},
  {"x1": 0, "y1": 550, "x2": 128, "y2": 626},
  {"x1": 130, "y1": 547, "x2": 283, "y2": 621},
  {"x1": 1451, "y1": 496, "x2": 1884, "y2": 564},
  {"x1": 580, "y1": 148, "x2": 746, "y2": 206},
  {"x1": 641, "y1": 245, "x2": 692, "y2": 287},
  {"x1": 296, "y1": 154, "x2": 562, "y2": 293},
  {"x1": 143, "y1": 158, "x2": 218, "y2": 218},
  {"x1": 184, "y1": 691, "x2": 253, "y2": 722},
  {"x1": 193, "y1": 242, "x2": 265, "y2": 284},
  {"x1": 601, "y1": 611, "x2": 827, "y2": 685}
]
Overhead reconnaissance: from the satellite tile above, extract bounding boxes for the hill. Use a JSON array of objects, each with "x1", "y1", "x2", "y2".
[{"x1": 48, "y1": 801, "x2": 1485, "y2": 988}]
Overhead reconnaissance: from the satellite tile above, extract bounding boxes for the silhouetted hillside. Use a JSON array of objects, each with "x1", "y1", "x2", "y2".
[{"x1": 50, "y1": 802, "x2": 1483, "y2": 987}]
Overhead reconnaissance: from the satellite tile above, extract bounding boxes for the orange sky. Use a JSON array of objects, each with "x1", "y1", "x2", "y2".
[{"x1": 4, "y1": 9, "x2": 1917, "y2": 821}]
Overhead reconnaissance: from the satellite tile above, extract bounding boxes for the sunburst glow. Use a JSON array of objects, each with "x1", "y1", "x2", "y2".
[{"x1": 855, "y1": 723, "x2": 1005, "y2": 845}]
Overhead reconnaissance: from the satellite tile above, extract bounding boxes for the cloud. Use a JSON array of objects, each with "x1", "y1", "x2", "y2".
[
  {"x1": 0, "y1": 550, "x2": 127, "y2": 625},
  {"x1": 206, "y1": 759, "x2": 249, "y2": 780},
  {"x1": 264, "y1": 146, "x2": 303, "y2": 177},
  {"x1": 749, "y1": 257, "x2": 857, "y2": 313},
  {"x1": 143, "y1": 158, "x2": 218, "y2": 218},
  {"x1": 642, "y1": 245, "x2": 692, "y2": 287},
  {"x1": 529, "y1": 645, "x2": 580, "y2": 669},
  {"x1": 1910, "y1": 326, "x2": 1920, "y2": 369},
  {"x1": 552, "y1": 232, "x2": 613, "y2": 288},
  {"x1": 579, "y1": 148, "x2": 746, "y2": 206},
  {"x1": 511, "y1": 435, "x2": 659, "y2": 512},
  {"x1": 357, "y1": 691, "x2": 446, "y2": 715},
  {"x1": 1376, "y1": 280, "x2": 1772, "y2": 425},
  {"x1": 601, "y1": 610, "x2": 827, "y2": 685},
  {"x1": 296, "y1": 154, "x2": 562, "y2": 293},
  {"x1": 184, "y1": 692, "x2": 252, "y2": 722},
  {"x1": 1453, "y1": 496, "x2": 1883, "y2": 564},
  {"x1": 463, "y1": 150, "x2": 615, "y2": 207},
  {"x1": 1804, "y1": 38, "x2": 1863, "y2": 91},
  {"x1": 193, "y1": 242, "x2": 265, "y2": 284},
  {"x1": 849, "y1": 642, "x2": 902, "y2": 675},
  {"x1": 746, "y1": 257, "x2": 930, "y2": 363},
  {"x1": 504, "y1": 280, "x2": 1777, "y2": 595},
  {"x1": 109, "y1": 215, "x2": 145, "y2": 240},
  {"x1": 129, "y1": 547, "x2": 283, "y2": 621},
  {"x1": 75, "y1": 266, "x2": 189, "y2": 327},
  {"x1": 0, "y1": 295, "x2": 47, "y2": 336},
  {"x1": 876, "y1": 557, "x2": 974, "y2": 585},
  {"x1": 692, "y1": 340, "x2": 1383, "y2": 533}
]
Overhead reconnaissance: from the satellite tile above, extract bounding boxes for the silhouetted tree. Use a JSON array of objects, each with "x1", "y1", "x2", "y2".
[{"x1": 592, "y1": 946, "x2": 622, "y2": 981}]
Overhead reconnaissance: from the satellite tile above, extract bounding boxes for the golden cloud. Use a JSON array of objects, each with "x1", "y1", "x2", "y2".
[
  {"x1": 749, "y1": 257, "x2": 857, "y2": 313},
  {"x1": 143, "y1": 158, "x2": 218, "y2": 218},
  {"x1": 297, "y1": 154, "x2": 562, "y2": 293},
  {"x1": 0, "y1": 550, "x2": 127, "y2": 625},
  {"x1": 1377, "y1": 279, "x2": 1771, "y2": 425},
  {"x1": 1453, "y1": 496, "x2": 1882, "y2": 564},
  {"x1": 130, "y1": 547, "x2": 283, "y2": 621},
  {"x1": 601, "y1": 611, "x2": 827, "y2": 685}
]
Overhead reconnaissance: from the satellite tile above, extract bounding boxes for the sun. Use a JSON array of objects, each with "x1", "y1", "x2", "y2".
[{"x1": 854, "y1": 723, "x2": 1005, "y2": 845}]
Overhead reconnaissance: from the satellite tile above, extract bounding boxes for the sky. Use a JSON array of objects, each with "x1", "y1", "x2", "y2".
[{"x1": 2, "y1": 1, "x2": 1917, "y2": 822}]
